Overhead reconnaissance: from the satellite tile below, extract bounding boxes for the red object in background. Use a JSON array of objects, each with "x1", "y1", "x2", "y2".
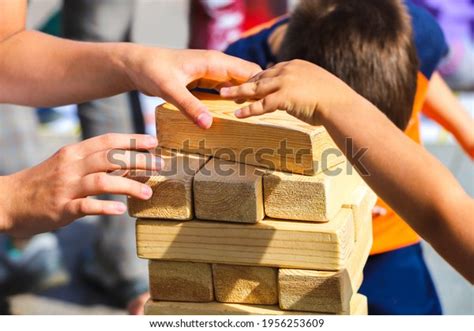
[
  {"x1": 243, "y1": 0, "x2": 287, "y2": 31},
  {"x1": 189, "y1": 0, "x2": 246, "y2": 50},
  {"x1": 188, "y1": 0, "x2": 287, "y2": 50}
]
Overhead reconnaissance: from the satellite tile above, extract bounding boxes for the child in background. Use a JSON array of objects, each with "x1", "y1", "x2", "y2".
[
  {"x1": 422, "y1": 72, "x2": 474, "y2": 159},
  {"x1": 225, "y1": 0, "x2": 448, "y2": 314}
]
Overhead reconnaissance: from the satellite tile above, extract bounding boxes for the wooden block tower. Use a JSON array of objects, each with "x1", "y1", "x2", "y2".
[{"x1": 128, "y1": 93, "x2": 376, "y2": 315}]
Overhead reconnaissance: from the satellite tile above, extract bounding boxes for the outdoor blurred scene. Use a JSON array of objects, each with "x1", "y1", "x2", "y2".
[{"x1": 0, "y1": 0, "x2": 472, "y2": 315}]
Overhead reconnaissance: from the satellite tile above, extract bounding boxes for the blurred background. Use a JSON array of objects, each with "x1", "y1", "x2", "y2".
[{"x1": 0, "y1": 0, "x2": 472, "y2": 315}]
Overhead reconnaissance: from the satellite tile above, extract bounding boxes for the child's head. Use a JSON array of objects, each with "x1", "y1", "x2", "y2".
[{"x1": 277, "y1": 0, "x2": 418, "y2": 130}]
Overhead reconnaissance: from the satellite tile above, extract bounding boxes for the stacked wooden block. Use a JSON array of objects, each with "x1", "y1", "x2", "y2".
[{"x1": 129, "y1": 93, "x2": 376, "y2": 315}]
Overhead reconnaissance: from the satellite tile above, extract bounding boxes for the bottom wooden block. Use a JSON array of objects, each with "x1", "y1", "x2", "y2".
[
  {"x1": 144, "y1": 294, "x2": 367, "y2": 315},
  {"x1": 149, "y1": 260, "x2": 214, "y2": 302},
  {"x1": 278, "y1": 217, "x2": 372, "y2": 314},
  {"x1": 350, "y1": 294, "x2": 368, "y2": 315}
]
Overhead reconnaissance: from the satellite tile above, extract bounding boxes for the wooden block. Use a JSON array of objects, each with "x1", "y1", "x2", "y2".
[
  {"x1": 144, "y1": 295, "x2": 367, "y2": 315},
  {"x1": 278, "y1": 218, "x2": 372, "y2": 314},
  {"x1": 127, "y1": 148, "x2": 209, "y2": 220},
  {"x1": 136, "y1": 209, "x2": 354, "y2": 270},
  {"x1": 194, "y1": 158, "x2": 264, "y2": 223},
  {"x1": 264, "y1": 161, "x2": 362, "y2": 222},
  {"x1": 148, "y1": 260, "x2": 213, "y2": 302},
  {"x1": 342, "y1": 183, "x2": 377, "y2": 241},
  {"x1": 156, "y1": 92, "x2": 343, "y2": 175},
  {"x1": 213, "y1": 264, "x2": 278, "y2": 304},
  {"x1": 350, "y1": 294, "x2": 368, "y2": 315},
  {"x1": 144, "y1": 300, "x2": 309, "y2": 315},
  {"x1": 345, "y1": 217, "x2": 373, "y2": 292}
]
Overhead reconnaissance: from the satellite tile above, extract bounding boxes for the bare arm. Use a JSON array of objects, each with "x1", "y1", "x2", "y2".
[
  {"x1": 222, "y1": 60, "x2": 474, "y2": 283},
  {"x1": 0, "y1": 1, "x2": 261, "y2": 127},
  {"x1": 323, "y1": 94, "x2": 474, "y2": 284},
  {"x1": 423, "y1": 72, "x2": 474, "y2": 159},
  {"x1": 0, "y1": 30, "x2": 134, "y2": 107}
]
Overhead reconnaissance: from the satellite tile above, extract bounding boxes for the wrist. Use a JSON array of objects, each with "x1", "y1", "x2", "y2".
[
  {"x1": 108, "y1": 43, "x2": 141, "y2": 92},
  {"x1": 319, "y1": 86, "x2": 367, "y2": 126}
]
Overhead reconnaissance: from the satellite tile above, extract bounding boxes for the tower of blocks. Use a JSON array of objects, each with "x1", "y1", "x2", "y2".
[{"x1": 128, "y1": 93, "x2": 377, "y2": 315}]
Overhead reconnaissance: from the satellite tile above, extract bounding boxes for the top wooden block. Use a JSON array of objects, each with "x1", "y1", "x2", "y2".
[{"x1": 156, "y1": 92, "x2": 343, "y2": 175}]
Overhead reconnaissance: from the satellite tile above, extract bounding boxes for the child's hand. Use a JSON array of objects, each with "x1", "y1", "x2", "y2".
[
  {"x1": 1, "y1": 134, "x2": 162, "y2": 237},
  {"x1": 220, "y1": 60, "x2": 357, "y2": 126}
]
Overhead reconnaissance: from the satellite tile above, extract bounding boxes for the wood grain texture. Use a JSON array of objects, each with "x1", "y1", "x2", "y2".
[
  {"x1": 144, "y1": 300, "x2": 309, "y2": 315},
  {"x1": 127, "y1": 148, "x2": 209, "y2": 220},
  {"x1": 194, "y1": 158, "x2": 264, "y2": 223},
  {"x1": 342, "y1": 183, "x2": 377, "y2": 242},
  {"x1": 148, "y1": 260, "x2": 213, "y2": 302},
  {"x1": 278, "y1": 215, "x2": 372, "y2": 314},
  {"x1": 350, "y1": 294, "x2": 368, "y2": 315},
  {"x1": 156, "y1": 92, "x2": 343, "y2": 175},
  {"x1": 264, "y1": 161, "x2": 362, "y2": 222},
  {"x1": 212, "y1": 264, "x2": 278, "y2": 305},
  {"x1": 136, "y1": 209, "x2": 354, "y2": 270},
  {"x1": 144, "y1": 294, "x2": 367, "y2": 315}
]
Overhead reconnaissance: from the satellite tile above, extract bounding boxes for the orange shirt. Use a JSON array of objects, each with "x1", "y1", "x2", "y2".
[{"x1": 370, "y1": 73, "x2": 429, "y2": 255}]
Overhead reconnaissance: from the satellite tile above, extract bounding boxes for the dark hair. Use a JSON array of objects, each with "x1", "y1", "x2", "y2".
[{"x1": 278, "y1": 0, "x2": 419, "y2": 129}]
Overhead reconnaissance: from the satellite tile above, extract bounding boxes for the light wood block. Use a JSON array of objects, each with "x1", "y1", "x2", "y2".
[
  {"x1": 144, "y1": 294, "x2": 367, "y2": 315},
  {"x1": 350, "y1": 294, "x2": 368, "y2": 315},
  {"x1": 148, "y1": 260, "x2": 213, "y2": 302},
  {"x1": 264, "y1": 161, "x2": 361, "y2": 222},
  {"x1": 213, "y1": 264, "x2": 278, "y2": 305},
  {"x1": 278, "y1": 217, "x2": 372, "y2": 314},
  {"x1": 127, "y1": 148, "x2": 209, "y2": 220},
  {"x1": 156, "y1": 92, "x2": 343, "y2": 175},
  {"x1": 342, "y1": 183, "x2": 377, "y2": 241},
  {"x1": 194, "y1": 158, "x2": 264, "y2": 223},
  {"x1": 136, "y1": 209, "x2": 354, "y2": 270},
  {"x1": 144, "y1": 300, "x2": 308, "y2": 315}
]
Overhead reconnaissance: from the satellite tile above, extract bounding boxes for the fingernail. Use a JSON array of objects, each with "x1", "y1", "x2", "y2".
[
  {"x1": 220, "y1": 87, "x2": 230, "y2": 96},
  {"x1": 155, "y1": 157, "x2": 164, "y2": 170},
  {"x1": 197, "y1": 112, "x2": 213, "y2": 129},
  {"x1": 147, "y1": 136, "x2": 158, "y2": 146},
  {"x1": 115, "y1": 203, "x2": 127, "y2": 213},
  {"x1": 234, "y1": 109, "x2": 242, "y2": 117},
  {"x1": 142, "y1": 185, "x2": 153, "y2": 199}
]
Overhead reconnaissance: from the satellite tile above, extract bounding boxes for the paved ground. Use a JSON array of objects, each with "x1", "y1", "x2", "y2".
[
  {"x1": 9, "y1": 219, "x2": 126, "y2": 315},
  {"x1": 2, "y1": 0, "x2": 473, "y2": 315}
]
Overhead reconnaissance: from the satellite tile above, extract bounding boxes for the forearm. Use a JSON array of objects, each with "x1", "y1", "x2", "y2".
[
  {"x1": 425, "y1": 101, "x2": 474, "y2": 158},
  {"x1": 423, "y1": 72, "x2": 474, "y2": 158},
  {"x1": 0, "y1": 30, "x2": 135, "y2": 107},
  {"x1": 0, "y1": 175, "x2": 13, "y2": 234},
  {"x1": 321, "y1": 93, "x2": 474, "y2": 282}
]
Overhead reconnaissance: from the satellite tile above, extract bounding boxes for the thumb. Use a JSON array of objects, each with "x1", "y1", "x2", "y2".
[{"x1": 163, "y1": 86, "x2": 213, "y2": 129}]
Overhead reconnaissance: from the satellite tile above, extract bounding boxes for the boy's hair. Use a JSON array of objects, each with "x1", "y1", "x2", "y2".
[{"x1": 278, "y1": 0, "x2": 418, "y2": 129}]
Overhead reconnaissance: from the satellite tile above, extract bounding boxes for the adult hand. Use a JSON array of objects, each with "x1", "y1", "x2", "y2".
[
  {"x1": 220, "y1": 60, "x2": 356, "y2": 126},
  {"x1": 125, "y1": 48, "x2": 262, "y2": 129},
  {"x1": 0, "y1": 133, "x2": 162, "y2": 237}
]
